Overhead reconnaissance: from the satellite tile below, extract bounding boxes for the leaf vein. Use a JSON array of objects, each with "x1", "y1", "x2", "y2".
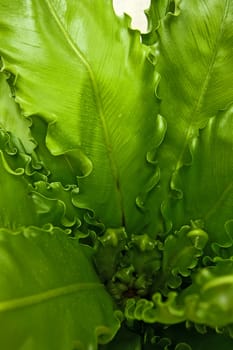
[
  {"x1": 205, "y1": 181, "x2": 233, "y2": 221},
  {"x1": 0, "y1": 282, "x2": 103, "y2": 312},
  {"x1": 44, "y1": 0, "x2": 125, "y2": 224},
  {"x1": 174, "y1": 0, "x2": 229, "y2": 172}
]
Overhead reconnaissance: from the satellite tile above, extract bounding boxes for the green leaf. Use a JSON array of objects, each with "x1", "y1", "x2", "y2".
[
  {"x1": 160, "y1": 224, "x2": 208, "y2": 290},
  {"x1": 94, "y1": 227, "x2": 128, "y2": 281},
  {"x1": 0, "y1": 72, "x2": 88, "y2": 230},
  {"x1": 0, "y1": 0, "x2": 162, "y2": 234},
  {"x1": 0, "y1": 128, "x2": 40, "y2": 228},
  {"x1": 30, "y1": 116, "x2": 80, "y2": 186},
  {"x1": 0, "y1": 116, "x2": 82, "y2": 230},
  {"x1": 0, "y1": 225, "x2": 120, "y2": 349},
  {"x1": 125, "y1": 292, "x2": 184, "y2": 325},
  {"x1": 29, "y1": 181, "x2": 82, "y2": 229},
  {"x1": 1, "y1": 0, "x2": 233, "y2": 347},
  {"x1": 149, "y1": 0, "x2": 233, "y2": 234},
  {"x1": 143, "y1": 0, "x2": 181, "y2": 45},
  {"x1": 165, "y1": 108, "x2": 233, "y2": 247},
  {"x1": 0, "y1": 72, "x2": 35, "y2": 153},
  {"x1": 0, "y1": 72, "x2": 62, "y2": 228},
  {"x1": 181, "y1": 260, "x2": 233, "y2": 328}
]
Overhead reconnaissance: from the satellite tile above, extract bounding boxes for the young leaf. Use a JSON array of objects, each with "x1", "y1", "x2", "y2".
[
  {"x1": 181, "y1": 260, "x2": 233, "y2": 328},
  {"x1": 160, "y1": 224, "x2": 208, "y2": 290},
  {"x1": 0, "y1": 0, "x2": 162, "y2": 233},
  {"x1": 125, "y1": 291, "x2": 184, "y2": 325},
  {"x1": 0, "y1": 225, "x2": 121, "y2": 349}
]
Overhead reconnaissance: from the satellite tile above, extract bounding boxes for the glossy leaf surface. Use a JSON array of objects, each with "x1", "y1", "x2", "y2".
[
  {"x1": 0, "y1": 0, "x2": 233, "y2": 349},
  {"x1": 0, "y1": 226, "x2": 120, "y2": 350},
  {"x1": 0, "y1": 0, "x2": 161, "y2": 233},
  {"x1": 181, "y1": 260, "x2": 233, "y2": 328},
  {"x1": 148, "y1": 0, "x2": 233, "y2": 235}
]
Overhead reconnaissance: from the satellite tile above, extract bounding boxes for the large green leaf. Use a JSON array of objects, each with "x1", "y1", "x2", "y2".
[
  {"x1": 0, "y1": 225, "x2": 120, "y2": 350},
  {"x1": 1, "y1": 0, "x2": 233, "y2": 347},
  {"x1": 147, "y1": 0, "x2": 233, "y2": 235},
  {"x1": 164, "y1": 107, "x2": 233, "y2": 246},
  {"x1": 0, "y1": 0, "x2": 162, "y2": 233}
]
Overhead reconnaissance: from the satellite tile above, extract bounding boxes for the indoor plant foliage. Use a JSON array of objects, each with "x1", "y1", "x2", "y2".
[{"x1": 0, "y1": 0, "x2": 233, "y2": 349}]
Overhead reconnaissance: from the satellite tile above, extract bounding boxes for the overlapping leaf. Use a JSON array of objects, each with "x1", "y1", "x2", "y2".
[
  {"x1": 181, "y1": 260, "x2": 233, "y2": 327},
  {"x1": 0, "y1": 0, "x2": 233, "y2": 348},
  {"x1": 125, "y1": 291, "x2": 184, "y2": 325},
  {"x1": 160, "y1": 224, "x2": 208, "y2": 290},
  {"x1": 0, "y1": 75, "x2": 40, "y2": 228},
  {"x1": 0, "y1": 73, "x2": 81, "y2": 229},
  {"x1": 147, "y1": 0, "x2": 233, "y2": 235},
  {"x1": 0, "y1": 73, "x2": 35, "y2": 153},
  {"x1": 124, "y1": 257, "x2": 233, "y2": 336},
  {"x1": 0, "y1": 141, "x2": 39, "y2": 228},
  {"x1": 0, "y1": 225, "x2": 120, "y2": 350},
  {"x1": 164, "y1": 108, "x2": 233, "y2": 247},
  {"x1": 143, "y1": 0, "x2": 181, "y2": 45},
  {"x1": 0, "y1": 0, "x2": 162, "y2": 233}
]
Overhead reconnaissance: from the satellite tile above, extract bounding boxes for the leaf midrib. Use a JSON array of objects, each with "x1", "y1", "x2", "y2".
[
  {"x1": 44, "y1": 0, "x2": 125, "y2": 225},
  {"x1": 205, "y1": 181, "x2": 233, "y2": 221},
  {"x1": 174, "y1": 0, "x2": 229, "y2": 172},
  {"x1": 0, "y1": 282, "x2": 103, "y2": 312}
]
